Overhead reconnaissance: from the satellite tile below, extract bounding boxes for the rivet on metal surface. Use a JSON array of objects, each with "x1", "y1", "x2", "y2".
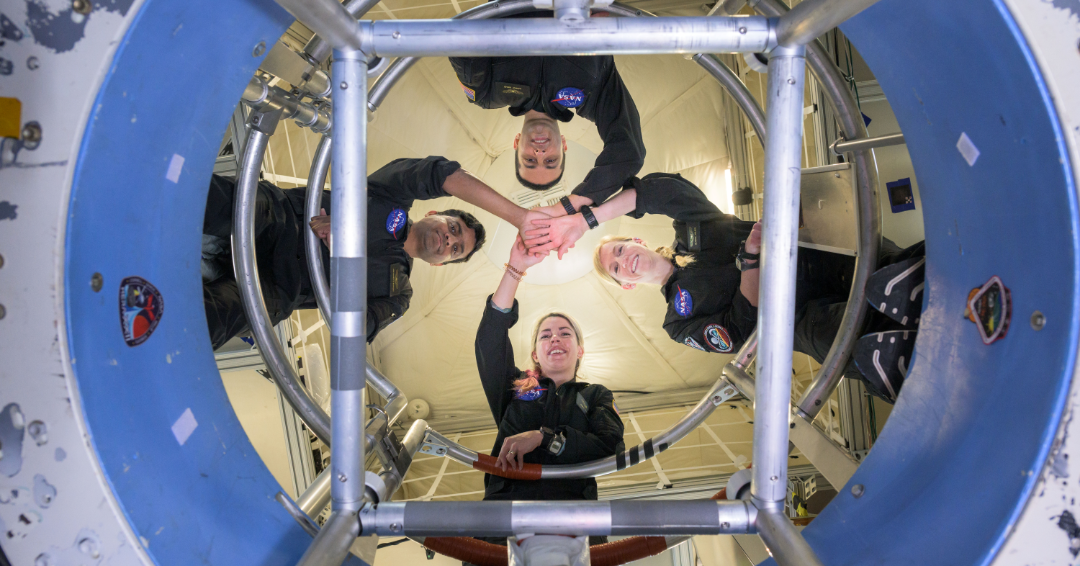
[
  {"x1": 789, "y1": 422, "x2": 795, "y2": 429},
  {"x1": 770, "y1": 475, "x2": 778, "y2": 481},
  {"x1": 738, "y1": 27, "x2": 746, "y2": 34},
  {"x1": 1031, "y1": 311, "x2": 1045, "y2": 331},
  {"x1": 787, "y1": 78, "x2": 796, "y2": 85},
  {"x1": 851, "y1": 484, "x2": 865, "y2": 498},
  {"x1": 814, "y1": 399, "x2": 822, "y2": 406},
  {"x1": 721, "y1": 522, "x2": 730, "y2": 529},
  {"x1": 78, "y1": 538, "x2": 100, "y2": 559},
  {"x1": 390, "y1": 522, "x2": 402, "y2": 533},
  {"x1": 338, "y1": 473, "x2": 347, "y2": 482},
  {"x1": 27, "y1": 57, "x2": 38, "y2": 71},
  {"x1": 27, "y1": 421, "x2": 47, "y2": 445},
  {"x1": 71, "y1": 0, "x2": 92, "y2": 15},
  {"x1": 34, "y1": 554, "x2": 54, "y2": 566},
  {"x1": 21, "y1": 122, "x2": 42, "y2": 150},
  {"x1": 340, "y1": 82, "x2": 348, "y2": 90},
  {"x1": 392, "y1": 31, "x2": 401, "y2": 39},
  {"x1": 253, "y1": 41, "x2": 266, "y2": 57},
  {"x1": 91, "y1": 272, "x2": 103, "y2": 292}
]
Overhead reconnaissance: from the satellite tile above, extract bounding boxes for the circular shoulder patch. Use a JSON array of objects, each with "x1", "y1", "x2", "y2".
[
  {"x1": 704, "y1": 324, "x2": 733, "y2": 353},
  {"x1": 684, "y1": 337, "x2": 706, "y2": 351},
  {"x1": 386, "y1": 208, "x2": 408, "y2": 239},
  {"x1": 673, "y1": 286, "x2": 693, "y2": 317},
  {"x1": 552, "y1": 87, "x2": 585, "y2": 108},
  {"x1": 119, "y1": 276, "x2": 164, "y2": 346},
  {"x1": 515, "y1": 388, "x2": 545, "y2": 401}
]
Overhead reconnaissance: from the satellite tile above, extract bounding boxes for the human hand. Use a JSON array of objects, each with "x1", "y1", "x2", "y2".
[
  {"x1": 496, "y1": 430, "x2": 544, "y2": 471},
  {"x1": 309, "y1": 209, "x2": 331, "y2": 247},
  {"x1": 509, "y1": 235, "x2": 547, "y2": 273},
  {"x1": 520, "y1": 209, "x2": 553, "y2": 253},
  {"x1": 525, "y1": 214, "x2": 588, "y2": 260},
  {"x1": 533, "y1": 203, "x2": 569, "y2": 219},
  {"x1": 745, "y1": 222, "x2": 762, "y2": 255}
]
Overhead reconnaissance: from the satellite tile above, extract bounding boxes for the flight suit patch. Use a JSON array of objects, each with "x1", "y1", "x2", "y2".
[
  {"x1": 674, "y1": 286, "x2": 693, "y2": 317},
  {"x1": 704, "y1": 324, "x2": 733, "y2": 353},
  {"x1": 687, "y1": 222, "x2": 701, "y2": 252},
  {"x1": 389, "y1": 263, "x2": 407, "y2": 296},
  {"x1": 684, "y1": 336, "x2": 706, "y2": 351},
  {"x1": 386, "y1": 208, "x2": 407, "y2": 239},
  {"x1": 460, "y1": 82, "x2": 475, "y2": 101},
  {"x1": 494, "y1": 82, "x2": 530, "y2": 106},
  {"x1": 515, "y1": 388, "x2": 546, "y2": 401},
  {"x1": 552, "y1": 87, "x2": 585, "y2": 108},
  {"x1": 965, "y1": 275, "x2": 1011, "y2": 345},
  {"x1": 119, "y1": 276, "x2": 164, "y2": 347}
]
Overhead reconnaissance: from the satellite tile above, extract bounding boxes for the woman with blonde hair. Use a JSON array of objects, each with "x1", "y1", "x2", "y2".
[
  {"x1": 583, "y1": 173, "x2": 923, "y2": 403},
  {"x1": 472, "y1": 235, "x2": 624, "y2": 550}
]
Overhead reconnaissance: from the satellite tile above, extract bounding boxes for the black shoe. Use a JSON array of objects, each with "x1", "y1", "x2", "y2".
[
  {"x1": 854, "y1": 330, "x2": 916, "y2": 403},
  {"x1": 866, "y1": 257, "x2": 925, "y2": 327}
]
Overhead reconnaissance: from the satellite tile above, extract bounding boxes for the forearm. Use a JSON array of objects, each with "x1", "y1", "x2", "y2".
[
  {"x1": 590, "y1": 188, "x2": 636, "y2": 223},
  {"x1": 491, "y1": 269, "x2": 523, "y2": 310},
  {"x1": 443, "y1": 169, "x2": 526, "y2": 227},
  {"x1": 740, "y1": 268, "x2": 760, "y2": 307}
]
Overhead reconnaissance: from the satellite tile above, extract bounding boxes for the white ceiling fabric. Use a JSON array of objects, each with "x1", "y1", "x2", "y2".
[{"x1": 364, "y1": 53, "x2": 737, "y2": 421}]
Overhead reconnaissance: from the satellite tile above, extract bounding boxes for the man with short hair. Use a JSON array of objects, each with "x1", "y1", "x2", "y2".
[
  {"x1": 202, "y1": 156, "x2": 534, "y2": 348},
  {"x1": 450, "y1": 53, "x2": 645, "y2": 206}
]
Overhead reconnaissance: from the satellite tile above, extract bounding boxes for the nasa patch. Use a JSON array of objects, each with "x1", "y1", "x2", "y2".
[
  {"x1": 673, "y1": 286, "x2": 693, "y2": 317},
  {"x1": 386, "y1": 208, "x2": 408, "y2": 239},
  {"x1": 704, "y1": 324, "x2": 733, "y2": 353},
  {"x1": 552, "y1": 87, "x2": 585, "y2": 108},
  {"x1": 119, "y1": 276, "x2": 163, "y2": 347},
  {"x1": 684, "y1": 337, "x2": 707, "y2": 351},
  {"x1": 515, "y1": 388, "x2": 546, "y2": 401}
]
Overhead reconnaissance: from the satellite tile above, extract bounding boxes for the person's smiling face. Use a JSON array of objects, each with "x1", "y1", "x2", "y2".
[
  {"x1": 410, "y1": 213, "x2": 477, "y2": 265},
  {"x1": 531, "y1": 316, "x2": 583, "y2": 376},
  {"x1": 598, "y1": 240, "x2": 666, "y2": 286},
  {"x1": 515, "y1": 114, "x2": 566, "y2": 187}
]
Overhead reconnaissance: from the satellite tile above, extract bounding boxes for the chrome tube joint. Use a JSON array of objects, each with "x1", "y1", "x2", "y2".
[
  {"x1": 755, "y1": 509, "x2": 825, "y2": 566},
  {"x1": 751, "y1": 42, "x2": 807, "y2": 511},
  {"x1": 295, "y1": 510, "x2": 362, "y2": 566},
  {"x1": 359, "y1": 501, "x2": 757, "y2": 537},
  {"x1": 242, "y1": 76, "x2": 330, "y2": 133},
  {"x1": 775, "y1": 0, "x2": 882, "y2": 47}
]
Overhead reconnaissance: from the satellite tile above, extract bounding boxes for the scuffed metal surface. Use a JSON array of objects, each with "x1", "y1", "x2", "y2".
[{"x1": 23, "y1": 0, "x2": 136, "y2": 53}]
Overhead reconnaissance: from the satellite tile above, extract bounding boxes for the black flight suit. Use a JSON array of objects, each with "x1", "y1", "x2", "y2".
[
  {"x1": 450, "y1": 53, "x2": 645, "y2": 206},
  {"x1": 624, "y1": 173, "x2": 924, "y2": 401},
  {"x1": 473, "y1": 296, "x2": 625, "y2": 548},
  {"x1": 201, "y1": 156, "x2": 461, "y2": 349}
]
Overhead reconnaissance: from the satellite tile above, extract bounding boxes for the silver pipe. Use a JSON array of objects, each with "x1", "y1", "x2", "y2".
[
  {"x1": 731, "y1": 330, "x2": 758, "y2": 371},
  {"x1": 754, "y1": 509, "x2": 824, "y2": 566},
  {"x1": 381, "y1": 388, "x2": 408, "y2": 426},
  {"x1": 775, "y1": 0, "x2": 882, "y2": 47},
  {"x1": 298, "y1": 469, "x2": 333, "y2": 517},
  {"x1": 329, "y1": 49, "x2": 369, "y2": 513},
  {"x1": 232, "y1": 128, "x2": 333, "y2": 445},
  {"x1": 275, "y1": 0, "x2": 364, "y2": 52},
  {"x1": 692, "y1": 54, "x2": 766, "y2": 143},
  {"x1": 304, "y1": 135, "x2": 334, "y2": 324},
  {"x1": 243, "y1": 76, "x2": 268, "y2": 104},
  {"x1": 752, "y1": 0, "x2": 882, "y2": 420},
  {"x1": 303, "y1": 0, "x2": 384, "y2": 65},
  {"x1": 243, "y1": 76, "x2": 331, "y2": 133},
  {"x1": 723, "y1": 363, "x2": 756, "y2": 401},
  {"x1": 360, "y1": 500, "x2": 756, "y2": 537},
  {"x1": 425, "y1": 428, "x2": 480, "y2": 464},
  {"x1": 295, "y1": 510, "x2": 360, "y2": 566},
  {"x1": 832, "y1": 132, "x2": 905, "y2": 154},
  {"x1": 372, "y1": 419, "x2": 428, "y2": 503},
  {"x1": 277, "y1": 491, "x2": 321, "y2": 537},
  {"x1": 542, "y1": 377, "x2": 739, "y2": 479},
  {"x1": 751, "y1": 43, "x2": 806, "y2": 510},
  {"x1": 357, "y1": 17, "x2": 775, "y2": 58}
]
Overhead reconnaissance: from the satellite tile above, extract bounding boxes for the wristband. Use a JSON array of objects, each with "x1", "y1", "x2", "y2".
[
  {"x1": 736, "y1": 241, "x2": 760, "y2": 272},
  {"x1": 504, "y1": 263, "x2": 526, "y2": 281},
  {"x1": 579, "y1": 205, "x2": 599, "y2": 229},
  {"x1": 559, "y1": 196, "x2": 577, "y2": 216}
]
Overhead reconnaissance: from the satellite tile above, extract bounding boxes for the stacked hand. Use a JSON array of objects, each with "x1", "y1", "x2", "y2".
[
  {"x1": 524, "y1": 214, "x2": 587, "y2": 260},
  {"x1": 509, "y1": 235, "x2": 547, "y2": 273},
  {"x1": 309, "y1": 209, "x2": 331, "y2": 247},
  {"x1": 496, "y1": 430, "x2": 544, "y2": 471}
]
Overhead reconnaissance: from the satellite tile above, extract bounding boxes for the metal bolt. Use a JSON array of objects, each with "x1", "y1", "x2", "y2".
[
  {"x1": 72, "y1": 0, "x2": 92, "y2": 14},
  {"x1": 738, "y1": 27, "x2": 746, "y2": 34},
  {"x1": 27, "y1": 57, "x2": 39, "y2": 70},
  {"x1": 389, "y1": 522, "x2": 402, "y2": 533},
  {"x1": 851, "y1": 484, "x2": 865, "y2": 498},
  {"x1": 721, "y1": 521, "x2": 730, "y2": 529},
  {"x1": 392, "y1": 31, "x2": 400, "y2": 39},
  {"x1": 28, "y1": 421, "x2": 47, "y2": 446},
  {"x1": 78, "y1": 538, "x2": 100, "y2": 559},
  {"x1": 770, "y1": 475, "x2": 778, "y2": 481},
  {"x1": 814, "y1": 399, "x2": 822, "y2": 406},
  {"x1": 252, "y1": 41, "x2": 266, "y2": 57},
  {"x1": 1031, "y1": 311, "x2": 1046, "y2": 331},
  {"x1": 787, "y1": 78, "x2": 796, "y2": 85},
  {"x1": 91, "y1": 273, "x2": 103, "y2": 292},
  {"x1": 789, "y1": 422, "x2": 795, "y2": 429},
  {"x1": 338, "y1": 473, "x2": 347, "y2": 482},
  {"x1": 340, "y1": 82, "x2": 348, "y2": 90},
  {"x1": 21, "y1": 122, "x2": 42, "y2": 150}
]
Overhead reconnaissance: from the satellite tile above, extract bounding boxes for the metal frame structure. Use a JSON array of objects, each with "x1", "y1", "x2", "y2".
[{"x1": 221, "y1": 0, "x2": 887, "y2": 563}]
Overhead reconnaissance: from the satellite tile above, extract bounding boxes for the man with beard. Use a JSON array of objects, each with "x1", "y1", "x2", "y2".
[{"x1": 201, "y1": 156, "x2": 538, "y2": 348}]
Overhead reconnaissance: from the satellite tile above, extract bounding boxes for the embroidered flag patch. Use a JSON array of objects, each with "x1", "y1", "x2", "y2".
[
  {"x1": 461, "y1": 82, "x2": 476, "y2": 101},
  {"x1": 515, "y1": 388, "x2": 546, "y2": 401},
  {"x1": 552, "y1": 87, "x2": 585, "y2": 108},
  {"x1": 704, "y1": 324, "x2": 733, "y2": 353},
  {"x1": 674, "y1": 286, "x2": 693, "y2": 317},
  {"x1": 386, "y1": 208, "x2": 407, "y2": 239}
]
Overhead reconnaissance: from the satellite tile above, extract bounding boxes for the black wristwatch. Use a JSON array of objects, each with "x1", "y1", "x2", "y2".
[
  {"x1": 579, "y1": 205, "x2": 599, "y2": 230},
  {"x1": 559, "y1": 196, "x2": 577, "y2": 216},
  {"x1": 736, "y1": 240, "x2": 760, "y2": 272},
  {"x1": 541, "y1": 426, "x2": 566, "y2": 455}
]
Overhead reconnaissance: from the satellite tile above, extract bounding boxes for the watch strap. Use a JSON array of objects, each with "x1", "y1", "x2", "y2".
[
  {"x1": 579, "y1": 205, "x2": 599, "y2": 229},
  {"x1": 559, "y1": 196, "x2": 577, "y2": 216}
]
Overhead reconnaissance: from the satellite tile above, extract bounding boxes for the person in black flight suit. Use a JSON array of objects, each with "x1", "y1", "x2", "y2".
[
  {"x1": 586, "y1": 173, "x2": 925, "y2": 403},
  {"x1": 450, "y1": 44, "x2": 645, "y2": 205},
  {"x1": 201, "y1": 156, "x2": 543, "y2": 349},
  {"x1": 472, "y1": 235, "x2": 625, "y2": 555}
]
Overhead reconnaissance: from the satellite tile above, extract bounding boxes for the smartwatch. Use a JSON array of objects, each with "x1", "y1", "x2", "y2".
[
  {"x1": 559, "y1": 196, "x2": 577, "y2": 216},
  {"x1": 736, "y1": 241, "x2": 760, "y2": 272},
  {"x1": 579, "y1": 205, "x2": 599, "y2": 230},
  {"x1": 541, "y1": 427, "x2": 566, "y2": 455}
]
